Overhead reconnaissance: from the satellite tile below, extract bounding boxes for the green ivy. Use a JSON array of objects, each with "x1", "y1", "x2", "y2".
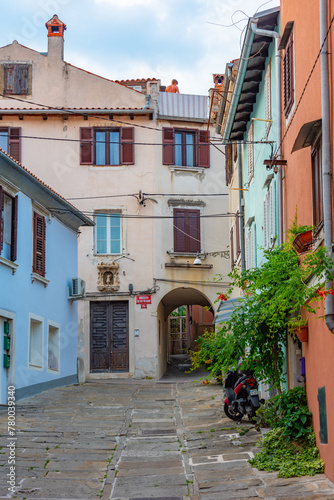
[
  {"x1": 249, "y1": 428, "x2": 324, "y2": 478},
  {"x1": 190, "y1": 224, "x2": 333, "y2": 390}
]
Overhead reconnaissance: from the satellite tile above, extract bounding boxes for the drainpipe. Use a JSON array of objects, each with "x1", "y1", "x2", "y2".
[
  {"x1": 320, "y1": 0, "x2": 334, "y2": 333},
  {"x1": 238, "y1": 142, "x2": 246, "y2": 270},
  {"x1": 250, "y1": 19, "x2": 283, "y2": 245}
]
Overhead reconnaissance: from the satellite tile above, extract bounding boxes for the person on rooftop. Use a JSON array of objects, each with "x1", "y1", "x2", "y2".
[{"x1": 166, "y1": 79, "x2": 180, "y2": 93}]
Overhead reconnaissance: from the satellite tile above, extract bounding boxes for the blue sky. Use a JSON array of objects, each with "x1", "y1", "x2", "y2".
[{"x1": 1, "y1": 0, "x2": 279, "y2": 95}]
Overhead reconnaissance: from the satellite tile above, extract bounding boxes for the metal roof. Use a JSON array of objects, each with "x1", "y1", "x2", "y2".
[{"x1": 158, "y1": 92, "x2": 209, "y2": 122}]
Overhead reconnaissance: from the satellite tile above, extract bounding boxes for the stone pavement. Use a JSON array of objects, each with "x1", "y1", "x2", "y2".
[{"x1": 1, "y1": 377, "x2": 334, "y2": 499}]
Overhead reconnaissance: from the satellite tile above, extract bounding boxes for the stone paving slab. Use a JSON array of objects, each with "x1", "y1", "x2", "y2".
[{"x1": 1, "y1": 379, "x2": 334, "y2": 499}]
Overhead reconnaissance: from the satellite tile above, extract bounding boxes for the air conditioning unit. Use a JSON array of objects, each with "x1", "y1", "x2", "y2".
[{"x1": 71, "y1": 278, "x2": 86, "y2": 298}]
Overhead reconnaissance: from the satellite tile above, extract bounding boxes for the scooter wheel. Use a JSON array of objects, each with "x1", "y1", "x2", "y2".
[{"x1": 224, "y1": 402, "x2": 243, "y2": 421}]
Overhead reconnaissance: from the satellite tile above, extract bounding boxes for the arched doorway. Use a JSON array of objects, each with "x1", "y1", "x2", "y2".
[{"x1": 157, "y1": 287, "x2": 215, "y2": 378}]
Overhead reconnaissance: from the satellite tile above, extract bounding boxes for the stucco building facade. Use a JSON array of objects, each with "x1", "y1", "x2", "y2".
[{"x1": 0, "y1": 16, "x2": 230, "y2": 383}]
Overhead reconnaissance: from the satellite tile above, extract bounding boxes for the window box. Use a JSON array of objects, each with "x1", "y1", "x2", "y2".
[{"x1": 292, "y1": 230, "x2": 313, "y2": 254}]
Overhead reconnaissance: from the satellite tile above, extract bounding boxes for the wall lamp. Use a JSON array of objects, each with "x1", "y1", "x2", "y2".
[{"x1": 193, "y1": 250, "x2": 230, "y2": 265}]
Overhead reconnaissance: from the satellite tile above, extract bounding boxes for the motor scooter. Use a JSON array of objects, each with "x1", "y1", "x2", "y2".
[{"x1": 223, "y1": 367, "x2": 262, "y2": 421}]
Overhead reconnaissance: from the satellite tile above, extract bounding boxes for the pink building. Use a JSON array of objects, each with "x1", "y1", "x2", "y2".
[{"x1": 280, "y1": 0, "x2": 334, "y2": 481}]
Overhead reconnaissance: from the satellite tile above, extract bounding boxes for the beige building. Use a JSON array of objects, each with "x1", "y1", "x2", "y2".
[{"x1": 0, "y1": 15, "x2": 230, "y2": 380}]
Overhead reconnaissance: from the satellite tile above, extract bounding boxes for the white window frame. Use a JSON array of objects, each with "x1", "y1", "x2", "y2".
[
  {"x1": 47, "y1": 320, "x2": 60, "y2": 374},
  {"x1": 94, "y1": 211, "x2": 122, "y2": 255},
  {"x1": 28, "y1": 313, "x2": 44, "y2": 370}
]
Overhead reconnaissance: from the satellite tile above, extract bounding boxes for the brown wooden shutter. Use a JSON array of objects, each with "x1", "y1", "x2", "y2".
[
  {"x1": 197, "y1": 130, "x2": 210, "y2": 168},
  {"x1": 80, "y1": 128, "x2": 93, "y2": 164},
  {"x1": 225, "y1": 143, "x2": 233, "y2": 185},
  {"x1": 162, "y1": 128, "x2": 175, "y2": 165},
  {"x1": 4, "y1": 64, "x2": 15, "y2": 94},
  {"x1": 17, "y1": 65, "x2": 29, "y2": 94},
  {"x1": 90, "y1": 302, "x2": 109, "y2": 371},
  {"x1": 11, "y1": 195, "x2": 18, "y2": 262},
  {"x1": 0, "y1": 186, "x2": 3, "y2": 252},
  {"x1": 33, "y1": 212, "x2": 46, "y2": 276},
  {"x1": 173, "y1": 208, "x2": 200, "y2": 253},
  {"x1": 174, "y1": 209, "x2": 186, "y2": 252},
  {"x1": 188, "y1": 209, "x2": 200, "y2": 253},
  {"x1": 9, "y1": 128, "x2": 21, "y2": 162},
  {"x1": 121, "y1": 127, "x2": 134, "y2": 165},
  {"x1": 283, "y1": 35, "x2": 294, "y2": 117}
]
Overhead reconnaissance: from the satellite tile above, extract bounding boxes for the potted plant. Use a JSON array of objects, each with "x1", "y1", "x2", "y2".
[{"x1": 294, "y1": 324, "x2": 309, "y2": 342}]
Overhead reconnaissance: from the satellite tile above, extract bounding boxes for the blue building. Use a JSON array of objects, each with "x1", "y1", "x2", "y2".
[
  {"x1": 221, "y1": 7, "x2": 281, "y2": 269},
  {"x1": 0, "y1": 149, "x2": 93, "y2": 403}
]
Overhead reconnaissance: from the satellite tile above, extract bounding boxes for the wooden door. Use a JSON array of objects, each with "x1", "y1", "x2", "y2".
[{"x1": 90, "y1": 301, "x2": 129, "y2": 372}]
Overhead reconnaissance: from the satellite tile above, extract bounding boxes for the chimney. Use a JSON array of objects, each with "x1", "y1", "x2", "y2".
[
  {"x1": 209, "y1": 74, "x2": 224, "y2": 120},
  {"x1": 45, "y1": 15, "x2": 67, "y2": 62}
]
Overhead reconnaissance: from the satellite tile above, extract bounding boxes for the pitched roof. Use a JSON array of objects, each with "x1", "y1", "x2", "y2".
[{"x1": 0, "y1": 147, "x2": 93, "y2": 231}]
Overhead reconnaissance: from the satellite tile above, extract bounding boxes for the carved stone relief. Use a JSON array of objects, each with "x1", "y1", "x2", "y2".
[{"x1": 97, "y1": 261, "x2": 120, "y2": 291}]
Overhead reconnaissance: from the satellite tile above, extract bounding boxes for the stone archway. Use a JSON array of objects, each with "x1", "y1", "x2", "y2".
[{"x1": 157, "y1": 287, "x2": 215, "y2": 377}]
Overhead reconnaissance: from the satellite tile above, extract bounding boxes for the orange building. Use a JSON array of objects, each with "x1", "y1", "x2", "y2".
[{"x1": 280, "y1": 0, "x2": 334, "y2": 481}]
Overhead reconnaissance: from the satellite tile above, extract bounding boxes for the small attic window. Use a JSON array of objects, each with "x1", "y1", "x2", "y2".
[{"x1": 51, "y1": 26, "x2": 60, "y2": 33}]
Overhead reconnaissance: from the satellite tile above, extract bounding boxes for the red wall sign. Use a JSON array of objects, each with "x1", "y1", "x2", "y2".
[{"x1": 136, "y1": 295, "x2": 151, "y2": 308}]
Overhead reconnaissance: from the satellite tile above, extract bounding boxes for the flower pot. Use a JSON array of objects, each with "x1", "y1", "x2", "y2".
[
  {"x1": 294, "y1": 326, "x2": 308, "y2": 342},
  {"x1": 292, "y1": 230, "x2": 313, "y2": 254}
]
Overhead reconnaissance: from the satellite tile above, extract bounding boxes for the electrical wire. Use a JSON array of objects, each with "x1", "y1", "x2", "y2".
[
  {"x1": 0, "y1": 132, "x2": 274, "y2": 147},
  {"x1": 274, "y1": 11, "x2": 334, "y2": 161},
  {"x1": 50, "y1": 210, "x2": 238, "y2": 219},
  {"x1": 66, "y1": 192, "x2": 229, "y2": 201},
  {"x1": 0, "y1": 93, "x2": 161, "y2": 133},
  {"x1": 153, "y1": 278, "x2": 229, "y2": 288}
]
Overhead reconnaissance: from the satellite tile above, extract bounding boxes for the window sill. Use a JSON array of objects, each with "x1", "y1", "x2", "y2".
[
  {"x1": 0, "y1": 256, "x2": 18, "y2": 275},
  {"x1": 31, "y1": 273, "x2": 50, "y2": 287},
  {"x1": 47, "y1": 368, "x2": 60, "y2": 374},
  {"x1": 165, "y1": 262, "x2": 213, "y2": 269},
  {"x1": 89, "y1": 165, "x2": 126, "y2": 171},
  {"x1": 168, "y1": 165, "x2": 205, "y2": 174},
  {"x1": 167, "y1": 251, "x2": 206, "y2": 259},
  {"x1": 28, "y1": 363, "x2": 43, "y2": 371}
]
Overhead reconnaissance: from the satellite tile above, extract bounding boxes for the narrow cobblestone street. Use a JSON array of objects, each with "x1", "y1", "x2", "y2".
[{"x1": 1, "y1": 378, "x2": 334, "y2": 500}]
